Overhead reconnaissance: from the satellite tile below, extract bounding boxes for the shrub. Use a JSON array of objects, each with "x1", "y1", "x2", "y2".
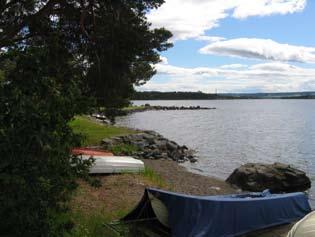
[{"x1": 0, "y1": 47, "x2": 91, "y2": 236}]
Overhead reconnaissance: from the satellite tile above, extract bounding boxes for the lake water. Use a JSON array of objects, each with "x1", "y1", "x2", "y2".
[{"x1": 116, "y1": 100, "x2": 315, "y2": 202}]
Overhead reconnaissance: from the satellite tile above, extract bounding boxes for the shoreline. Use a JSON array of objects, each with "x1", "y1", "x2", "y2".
[
  {"x1": 72, "y1": 116, "x2": 293, "y2": 236},
  {"x1": 113, "y1": 125, "x2": 294, "y2": 236}
]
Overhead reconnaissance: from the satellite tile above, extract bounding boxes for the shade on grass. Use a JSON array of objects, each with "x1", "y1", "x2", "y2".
[{"x1": 70, "y1": 116, "x2": 136, "y2": 145}]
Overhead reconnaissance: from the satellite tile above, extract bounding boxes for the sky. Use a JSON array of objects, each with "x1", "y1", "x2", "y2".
[{"x1": 137, "y1": 0, "x2": 315, "y2": 93}]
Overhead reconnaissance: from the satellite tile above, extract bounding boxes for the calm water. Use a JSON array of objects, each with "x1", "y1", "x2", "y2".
[{"x1": 116, "y1": 100, "x2": 315, "y2": 201}]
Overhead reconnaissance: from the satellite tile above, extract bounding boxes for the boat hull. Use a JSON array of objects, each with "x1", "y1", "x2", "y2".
[{"x1": 81, "y1": 155, "x2": 144, "y2": 174}]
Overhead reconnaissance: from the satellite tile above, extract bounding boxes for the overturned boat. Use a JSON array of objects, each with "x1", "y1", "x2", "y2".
[
  {"x1": 122, "y1": 188, "x2": 311, "y2": 237},
  {"x1": 85, "y1": 156, "x2": 144, "y2": 174},
  {"x1": 287, "y1": 211, "x2": 315, "y2": 237},
  {"x1": 72, "y1": 148, "x2": 144, "y2": 174},
  {"x1": 72, "y1": 147, "x2": 114, "y2": 156}
]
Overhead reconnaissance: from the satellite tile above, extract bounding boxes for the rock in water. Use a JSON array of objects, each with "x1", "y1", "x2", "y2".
[{"x1": 226, "y1": 162, "x2": 311, "y2": 193}]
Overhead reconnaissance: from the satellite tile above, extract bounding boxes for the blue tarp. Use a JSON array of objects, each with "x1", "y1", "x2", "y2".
[{"x1": 123, "y1": 188, "x2": 311, "y2": 237}]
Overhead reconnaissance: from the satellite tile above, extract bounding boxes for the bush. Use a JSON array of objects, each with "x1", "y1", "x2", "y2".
[{"x1": 0, "y1": 47, "x2": 91, "y2": 236}]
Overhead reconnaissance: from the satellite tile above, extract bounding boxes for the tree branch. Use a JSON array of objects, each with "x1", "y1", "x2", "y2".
[{"x1": 0, "y1": 0, "x2": 63, "y2": 48}]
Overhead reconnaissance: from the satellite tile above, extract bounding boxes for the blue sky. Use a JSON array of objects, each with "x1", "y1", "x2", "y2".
[{"x1": 138, "y1": 0, "x2": 315, "y2": 93}]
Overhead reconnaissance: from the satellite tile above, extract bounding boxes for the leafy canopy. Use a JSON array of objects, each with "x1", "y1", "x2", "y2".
[{"x1": 0, "y1": 0, "x2": 172, "y2": 108}]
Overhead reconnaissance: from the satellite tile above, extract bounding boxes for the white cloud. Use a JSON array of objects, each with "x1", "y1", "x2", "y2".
[
  {"x1": 147, "y1": 0, "x2": 306, "y2": 40},
  {"x1": 196, "y1": 36, "x2": 226, "y2": 43},
  {"x1": 249, "y1": 62, "x2": 299, "y2": 71},
  {"x1": 200, "y1": 38, "x2": 315, "y2": 64},
  {"x1": 221, "y1": 64, "x2": 248, "y2": 69},
  {"x1": 232, "y1": 0, "x2": 306, "y2": 19},
  {"x1": 137, "y1": 60, "x2": 315, "y2": 93},
  {"x1": 159, "y1": 56, "x2": 168, "y2": 64}
]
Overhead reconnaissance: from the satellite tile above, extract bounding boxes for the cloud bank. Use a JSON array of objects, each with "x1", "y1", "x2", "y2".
[
  {"x1": 148, "y1": 0, "x2": 306, "y2": 40},
  {"x1": 200, "y1": 38, "x2": 315, "y2": 64},
  {"x1": 138, "y1": 59, "x2": 315, "y2": 93}
]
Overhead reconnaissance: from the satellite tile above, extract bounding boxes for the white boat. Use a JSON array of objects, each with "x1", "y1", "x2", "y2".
[
  {"x1": 81, "y1": 155, "x2": 145, "y2": 174},
  {"x1": 287, "y1": 211, "x2": 315, "y2": 237}
]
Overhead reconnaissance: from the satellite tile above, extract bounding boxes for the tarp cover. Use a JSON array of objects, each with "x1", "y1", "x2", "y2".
[{"x1": 122, "y1": 188, "x2": 311, "y2": 237}]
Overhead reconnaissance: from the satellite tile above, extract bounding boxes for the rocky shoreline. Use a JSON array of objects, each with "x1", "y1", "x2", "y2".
[
  {"x1": 91, "y1": 104, "x2": 216, "y2": 121},
  {"x1": 125, "y1": 104, "x2": 216, "y2": 114},
  {"x1": 101, "y1": 130, "x2": 198, "y2": 163},
  {"x1": 99, "y1": 123, "x2": 311, "y2": 194}
]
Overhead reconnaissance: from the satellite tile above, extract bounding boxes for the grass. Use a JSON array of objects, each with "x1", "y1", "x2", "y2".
[
  {"x1": 69, "y1": 116, "x2": 136, "y2": 145},
  {"x1": 111, "y1": 144, "x2": 138, "y2": 156},
  {"x1": 140, "y1": 167, "x2": 166, "y2": 188},
  {"x1": 66, "y1": 209, "x2": 131, "y2": 237},
  {"x1": 122, "y1": 105, "x2": 146, "y2": 111}
]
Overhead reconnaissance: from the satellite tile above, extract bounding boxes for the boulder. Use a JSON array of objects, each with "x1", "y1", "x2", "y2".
[{"x1": 226, "y1": 162, "x2": 311, "y2": 193}]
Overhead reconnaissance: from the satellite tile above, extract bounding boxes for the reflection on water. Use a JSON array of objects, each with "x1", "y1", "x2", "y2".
[{"x1": 116, "y1": 100, "x2": 315, "y2": 203}]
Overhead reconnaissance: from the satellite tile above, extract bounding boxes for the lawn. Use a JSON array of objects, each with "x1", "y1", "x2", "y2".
[{"x1": 70, "y1": 116, "x2": 137, "y2": 146}]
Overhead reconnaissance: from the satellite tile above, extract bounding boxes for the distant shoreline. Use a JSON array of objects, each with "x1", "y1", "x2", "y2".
[
  {"x1": 133, "y1": 97, "x2": 315, "y2": 100},
  {"x1": 132, "y1": 91, "x2": 315, "y2": 100}
]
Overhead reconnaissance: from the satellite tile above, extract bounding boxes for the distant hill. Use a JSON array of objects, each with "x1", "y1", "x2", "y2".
[{"x1": 132, "y1": 91, "x2": 315, "y2": 100}]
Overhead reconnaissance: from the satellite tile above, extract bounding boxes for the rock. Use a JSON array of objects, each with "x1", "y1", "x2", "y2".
[
  {"x1": 166, "y1": 141, "x2": 178, "y2": 151},
  {"x1": 121, "y1": 105, "x2": 216, "y2": 115},
  {"x1": 182, "y1": 145, "x2": 188, "y2": 150},
  {"x1": 130, "y1": 141, "x2": 147, "y2": 149},
  {"x1": 101, "y1": 138, "x2": 114, "y2": 148},
  {"x1": 189, "y1": 157, "x2": 198, "y2": 163},
  {"x1": 102, "y1": 130, "x2": 197, "y2": 163},
  {"x1": 226, "y1": 162, "x2": 311, "y2": 193}
]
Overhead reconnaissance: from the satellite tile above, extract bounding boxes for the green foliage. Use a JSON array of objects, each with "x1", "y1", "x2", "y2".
[
  {"x1": 0, "y1": 1, "x2": 172, "y2": 236},
  {"x1": 85, "y1": 1, "x2": 173, "y2": 109},
  {"x1": 0, "y1": 0, "x2": 173, "y2": 112},
  {"x1": 0, "y1": 47, "x2": 92, "y2": 236},
  {"x1": 111, "y1": 144, "x2": 138, "y2": 156},
  {"x1": 70, "y1": 116, "x2": 136, "y2": 145}
]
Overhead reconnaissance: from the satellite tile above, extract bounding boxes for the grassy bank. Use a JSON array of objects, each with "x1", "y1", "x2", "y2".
[
  {"x1": 70, "y1": 116, "x2": 136, "y2": 145},
  {"x1": 68, "y1": 116, "x2": 166, "y2": 236}
]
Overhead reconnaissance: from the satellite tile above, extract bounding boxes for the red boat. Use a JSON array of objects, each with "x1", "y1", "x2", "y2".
[{"x1": 71, "y1": 147, "x2": 114, "y2": 156}]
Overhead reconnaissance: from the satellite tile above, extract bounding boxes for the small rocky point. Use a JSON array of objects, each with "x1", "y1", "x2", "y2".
[
  {"x1": 226, "y1": 162, "x2": 311, "y2": 193},
  {"x1": 102, "y1": 131, "x2": 198, "y2": 163}
]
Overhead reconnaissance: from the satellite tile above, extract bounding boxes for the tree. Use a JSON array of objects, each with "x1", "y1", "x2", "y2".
[
  {"x1": 0, "y1": 0, "x2": 172, "y2": 236},
  {"x1": 83, "y1": 1, "x2": 172, "y2": 108},
  {"x1": 0, "y1": 0, "x2": 172, "y2": 109}
]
